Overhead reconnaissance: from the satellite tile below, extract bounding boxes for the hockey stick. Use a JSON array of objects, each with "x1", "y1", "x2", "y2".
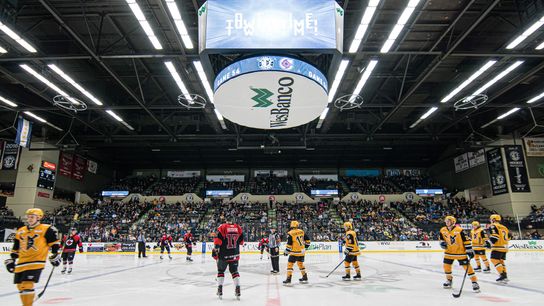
[
  {"x1": 36, "y1": 214, "x2": 79, "y2": 302},
  {"x1": 322, "y1": 257, "x2": 346, "y2": 278},
  {"x1": 452, "y1": 265, "x2": 469, "y2": 298}
]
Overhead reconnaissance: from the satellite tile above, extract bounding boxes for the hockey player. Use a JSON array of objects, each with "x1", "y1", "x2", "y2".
[
  {"x1": 4, "y1": 208, "x2": 61, "y2": 306},
  {"x1": 342, "y1": 222, "x2": 361, "y2": 281},
  {"x1": 488, "y1": 214, "x2": 510, "y2": 283},
  {"x1": 470, "y1": 221, "x2": 490, "y2": 273},
  {"x1": 158, "y1": 232, "x2": 173, "y2": 260},
  {"x1": 183, "y1": 229, "x2": 196, "y2": 262},
  {"x1": 212, "y1": 217, "x2": 244, "y2": 300},
  {"x1": 439, "y1": 216, "x2": 480, "y2": 293},
  {"x1": 61, "y1": 228, "x2": 83, "y2": 274},
  {"x1": 283, "y1": 220, "x2": 310, "y2": 286},
  {"x1": 258, "y1": 235, "x2": 269, "y2": 260}
]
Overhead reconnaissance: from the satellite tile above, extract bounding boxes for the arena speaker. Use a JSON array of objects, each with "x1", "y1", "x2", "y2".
[{"x1": 198, "y1": 0, "x2": 344, "y2": 130}]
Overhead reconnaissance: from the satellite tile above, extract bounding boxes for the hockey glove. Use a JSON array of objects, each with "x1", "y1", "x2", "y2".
[
  {"x1": 4, "y1": 258, "x2": 15, "y2": 273},
  {"x1": 79, "y1": 247, "x2": 84, "y2": 253},
  {"x1": 466, "y1": 249, "x2": 475, "y2": 259},
  {"x1": 49, "y1": 253, "x2": 62, "y2": 267},
  {"x1": 343, "y1": 248, "x2": 350, "y2": 256},
  {"x1": 284, "y1": 251, "x2": 289, "y2": 256},
  {"x1": 211, "y1": 248, "x2": 218, "y2": 260},
  {"x1": 440, "y1": 241, "x2": 447, "y2": 250},
  {"x1": 485, "y1": 240, "x2": 492, "y2": 249}
]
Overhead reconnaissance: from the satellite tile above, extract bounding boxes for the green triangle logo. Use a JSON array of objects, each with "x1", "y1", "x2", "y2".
[{"x1": 250, "y1": 87, "x2": 273, "y2": 108}]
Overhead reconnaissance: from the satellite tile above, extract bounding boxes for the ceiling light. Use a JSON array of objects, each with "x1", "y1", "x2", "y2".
[
  {"x1": 122, "y1": 121, "x2": 135, "y2": 130},
  {"x1": 105, "y1": 110, "x2": 124, "y2": 122},
  {"x1": 352, "y1": 60, "x2": 378, "y2": 98},
  {"x1": 125, "y1": 0, "x2": 163, "y2": 50},
  {"x1": 536, "y1": 41, "x2": 544, "y2": 50},
  {"x1": 497, "y1": 107, "x2": 520, "y2": 120},
  {"x1": 469, "y1": 61, "x2": 523, "y2": 97},
  {"x1": 0, "y1": 45, "x2": 7, "y2": 53},
  {"x1": 48, "y1": 64, "x2": 103, "y2": 106},
  {"x1": 348, "y1": 1, "x2": 380, "y2": 53},
  {"x1": 0, "y1": 21, "x2": 37, "y2": 53},
  {"x1": 440, "y1": 60, "x2": 497, "y2": 103},
  {"x1": 409, "y1": 106, "x2": 438, "y2": 128},
  {"x1": 380, "y1": 0, "x2": 421, "y2": 53},
  {"x1": 527, "y1": 91, "x2": 544, "y2": 104},
  {"x1": 0, "y1": 95, "x2": 18, "y2": 107},
  {"x1": 214, "y1": 108, "x2": 227, "y2": 129},
  {"x1": 165, "y1": 0, "x2": 193, "y2": 49},
  {"x1": 328, "y1": 59, "x2": 350, "y2": 103},
  {"x1": 20, "y1": 64, "x2": 80, "y2": 105},
  {"x1": 316, "y1": 107, "x2": 330, "y2": 129},
  {"x1": 193, "y1": 61, "x2": 214, "y2": 103},
  {"x1": 24, "y1": 111, "x2": 46, "y2": 123},
  {"x1": 506, "y1": 15, "x2": 544, "y2": 49},
  {"x1": 164, "y1": 61, "x2": 191, "y2": 100}
]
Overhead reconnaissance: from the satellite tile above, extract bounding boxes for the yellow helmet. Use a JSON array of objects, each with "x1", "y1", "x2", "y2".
[
  {"x1": 26, "y1": 208, "x2": 44, "y2": 218},
  {"x1": 471, "y1": 221, "x2": 480, "y2": 227},
  {"x1": 290, "y1": 220, "x2": 299, "y2": 228},
  {"x1": 490, "y1": 214, "x2": 501, "y2": 222},
  {"x1": 444, "y1": 216, "x2": 456, "y2": 224},
  {"x1": 343, "y1": 222, "x2": 353, "y2": 230}
]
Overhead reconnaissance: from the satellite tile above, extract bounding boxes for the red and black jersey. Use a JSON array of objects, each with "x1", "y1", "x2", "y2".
[
  {"x1": 62, "y1": 234, "x2": 83, "y2": 253},
  {"x1": 183, "y1": 232, "x2": 194, "y2": 246},
  {"x1": 214, "y1": 223, "x2": 244, "y2": 262},
  {"x1": 258, "y1": 238, "x2": 269, "y2": 247},
  {"x1": 159, "y1": 234, "x2": 173, "y2": 246}
]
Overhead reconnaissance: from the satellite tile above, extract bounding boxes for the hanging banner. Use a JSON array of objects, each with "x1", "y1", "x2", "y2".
[
  {"x1": 524, "y1": 137, "x2": 544, "y2": 156},
  {"x1": 272, "y1": 170, "x2": 288, "y2": 177},
  {"x1": 167, "y1": 170, "x2": 200, "y2": 178},
  {"x1": 87, "y1": 160, "x2": 98, "y2": 174},
  {"x1": 504, "y1": 145, "x2": 531, "y2": 192},
  {"x1": 454, "y1": 153, "x2": 469, "y2": 173},
  {"x1": 0, "y1": 142, "x2": 20, "y2": 170},
  {"x1": 72, "y1": 155, "x2": 86, "y2": 181},
  {"x1": 15, "y1": 117, "x2": 32, "y2": 148},
  {"x1": 58, "y1": 152, "x2": 74, "y2": 177},
  {"x1": 486, "y1": 148, "x2": 508, "y2": 196},
  {"x1": 468, "y1": 149, "x2": 486, "y2": 168}
]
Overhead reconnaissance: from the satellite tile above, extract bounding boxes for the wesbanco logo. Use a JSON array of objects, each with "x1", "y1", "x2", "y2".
[
  {"x1": 249, "y1": 76, "x2": 294, "y2": 128},
  {"x1": 509, "y1": 240, "x2": 543, "y2": 250}
]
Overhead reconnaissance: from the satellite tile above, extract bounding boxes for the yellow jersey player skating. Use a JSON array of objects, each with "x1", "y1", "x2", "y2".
[
  {"x1": 342, "y1": 222, "x2": 361, "y2": 281},
  {"x1": 4, "y1": 208, "x2": 61, "y2": 306},
  {"x1": 488, "y1": 214, "x2": 510, "y2": 284},
  {"x1": 283, "y1": 220, "x2": 310, "y2": 286},
  {"x1": 470, "y1": 221, "x2": 490, "y2": 273},
  {"x1": 439, "y1": 216, "x2": 480, "y2": 293}
]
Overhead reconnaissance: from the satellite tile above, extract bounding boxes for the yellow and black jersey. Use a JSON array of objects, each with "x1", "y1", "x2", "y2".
[
  {"x1": 344, "y1": 230, "x2": 361, "y2": 256},
  {"x1": 471, "y1": 228, "x2": 487, "y2": 250},
  {"x1": 286, "y1": 229, "x2": 310, "y2": 256},
  {"x1": 489, "y1": 222, "x2": 509, "y2": 253},
  {"x1": 439, "y1": 225, "x2": 471, "y2": 260},
  {"x1": 11, "y1": 224, "x2": 60, "y2": 273}
]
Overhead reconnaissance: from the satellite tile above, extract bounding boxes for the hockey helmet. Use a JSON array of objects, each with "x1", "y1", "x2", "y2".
[
  {"x1": 490, "y1": 214, "x2": 502, "y2": 222},
  {"x1": 343, "y1": 222, "x2": 353, "y2": 231},
  {"x1": 444, "y1": 215, "x2": 456, "y2": 225},
  {"x1": 290, "y1": 220, "x2": 299, "y2": 228},
  {"x1": 471, "y1": 221, "x2": 480, "y2": 227},
  {"x1": 25, "y1": 208, "x2": 44, "y2": 218}
]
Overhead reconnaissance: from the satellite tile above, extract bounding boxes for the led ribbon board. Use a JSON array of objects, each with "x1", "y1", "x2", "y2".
[
  {"x1": 199, "y1": 0, "x2": 343, "y2": 51},
  {"x1": 214, "y1": 55, "x2": 328, "y2": 130}
]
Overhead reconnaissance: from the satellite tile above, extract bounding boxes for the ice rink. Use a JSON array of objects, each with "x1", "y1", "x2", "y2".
[{"x1": 1, "y1": 251, "x2": 543, "y2": 305}]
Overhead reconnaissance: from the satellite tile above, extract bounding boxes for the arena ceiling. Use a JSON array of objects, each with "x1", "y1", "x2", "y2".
[{"x1": 0, "y1": 0, "x2": 544, "y2": 168}]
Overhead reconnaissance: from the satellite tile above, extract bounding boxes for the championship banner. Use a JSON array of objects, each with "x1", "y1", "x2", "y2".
[
  {"x1": 524, "y1": 137, "x2": 544, "y2": 156},
  {"x1": 504, "y1": 145, "x2": 531, "y2": 192},
  {"x1": 58, "y1": 152, "x2": 74, "y2": 177},
  {"x1": 15, "y1": 117, "x2": 32, "y2": 148},
  {"x1": 72, "y1": 155, "x2": 86, "y2": 181},
  {"x1": 468, "y1": 149, "x2": 486, "y2": 168},
  {"x1": 454, "y1": 153, "x2": 469, "y2": 173},
  {"x1": 87, "y1": 159, "x2": 98, "y2": 174},
  {"x1": 486, "y1": 148, "x2": 508, "y2": 195},
  {"x1": 0, "y1": 142, "x2": 20, "y2": 170}
]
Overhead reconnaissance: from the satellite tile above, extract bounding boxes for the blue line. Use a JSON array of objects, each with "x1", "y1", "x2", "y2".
[
  {"x1": 363, "y1": 255, "x2": 544, "y2": 295},
  {"x1": 0, "y1": 259, "x2": 167, "y2": 298}
]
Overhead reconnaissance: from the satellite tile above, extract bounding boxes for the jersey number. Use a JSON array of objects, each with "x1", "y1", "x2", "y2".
[
  {"x1": 295, "y1": 235, "x2": 304, "y2": 247},
  {"x1": 226, "y1": 233, "x2": 239, "y2": 249}
]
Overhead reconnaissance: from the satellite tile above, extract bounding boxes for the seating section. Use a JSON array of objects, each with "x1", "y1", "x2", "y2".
[
  {"x1": 248, "y1": 176, "x2": 295, "y2": 195},
  {"x1": 276, "y1": 202, "x2": 336, "y2": 241}
]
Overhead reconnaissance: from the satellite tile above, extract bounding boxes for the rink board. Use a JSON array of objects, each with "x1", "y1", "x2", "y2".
[{"x1": 1, "y1": 240, "x2": 543, "y2": 254}]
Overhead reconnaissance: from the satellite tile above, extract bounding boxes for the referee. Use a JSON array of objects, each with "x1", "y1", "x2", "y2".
[
  {"x1": 268, "y1": 228, "x2": 281, "y2": 273},
  {"x1": 137, "y1": 231, "x2": 147, "y2": 258}
]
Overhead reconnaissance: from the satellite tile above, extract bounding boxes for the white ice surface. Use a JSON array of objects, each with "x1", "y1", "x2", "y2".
[{"x1": 1, "y1": 252, "x2": 543, "y2": 305}]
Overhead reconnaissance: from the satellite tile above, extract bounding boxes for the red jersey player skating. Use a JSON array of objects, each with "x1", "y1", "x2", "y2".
[
  {"x1": 158, "y1": 233, "x2": 173, "y2": 260},
  {"x1": 61, "y1": 228, "x2": 83, "y2": 274},
  {"x1": 183, "y1": 229, "x2": 196, "y2": 262},
  {"x1": 258, "y1": 236, "x2": 269, "y2": 260},
  {"x1": 212, "y1": 217, "x2": 244, "y2": 300}
]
